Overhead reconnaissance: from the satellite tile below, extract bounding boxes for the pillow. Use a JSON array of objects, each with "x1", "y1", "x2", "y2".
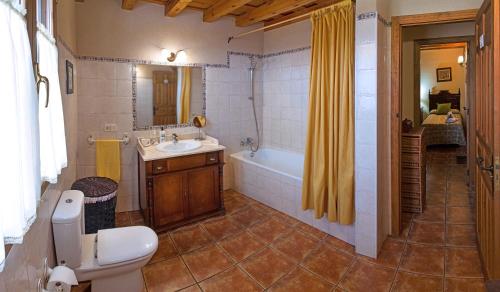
[
  {"x1": 430, "y1": 108, "x2": 460, "y2": 115},
  {"x1": 436, "y1": 103, "x2": 452, "y2": 115}
]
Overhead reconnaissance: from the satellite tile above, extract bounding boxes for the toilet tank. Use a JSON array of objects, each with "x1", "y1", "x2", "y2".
[{"x1": 52, "y1": 190, "x2": 85, "y2": 268}]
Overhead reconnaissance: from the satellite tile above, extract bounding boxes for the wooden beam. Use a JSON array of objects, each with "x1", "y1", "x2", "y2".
[
  {"x1": 165, "y1": 0, "x2": 192, "y2": 17},
  {"x1": 122, "y1": 0, "x2": 137, "y2": 10},
  {"x1": 204, "y1": 0, "x2": 254, "y2": 22},
  {"x1": 235, "y1": 0, "x2": 317, "y2": 27},
  {"x1": 263, "y1": 0, "x2": 338, "y2": 30}
]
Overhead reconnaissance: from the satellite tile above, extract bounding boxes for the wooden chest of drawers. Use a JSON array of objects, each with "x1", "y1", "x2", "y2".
[{"x1": 401, "y1": 128, "x2": 426, "y2": 213}]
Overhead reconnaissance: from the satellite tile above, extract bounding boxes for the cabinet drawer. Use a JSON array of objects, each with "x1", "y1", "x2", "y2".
[
  {"x1": 206, "y1": 152, "x2": 219, "y2": 165},
  {"x1": 167, "y1": 154, "x2": 207, "y2": 172}
]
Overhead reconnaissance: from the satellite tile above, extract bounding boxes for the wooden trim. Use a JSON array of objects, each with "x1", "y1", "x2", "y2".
[
  {"x1": 390, "y1": 9, "x2": 477, "y2": 236},
  {"x1": 492, "y1": 0, "x2": 500, "y2": 280}
]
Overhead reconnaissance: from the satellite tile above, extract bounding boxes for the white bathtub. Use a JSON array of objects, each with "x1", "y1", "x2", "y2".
[{"x1": 230, "y1": 148, "x2": 354, "y2": 244}]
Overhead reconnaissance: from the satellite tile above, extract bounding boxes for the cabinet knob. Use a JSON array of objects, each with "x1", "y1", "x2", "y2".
[
  {"x1": 209, "y1": 157, "x2": 216, "y2": 161},
  {"x1": 156, "y1": 166, "x2": 164, "y2": 171}
]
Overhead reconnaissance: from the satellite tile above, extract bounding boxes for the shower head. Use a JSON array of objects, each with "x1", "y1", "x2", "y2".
[{"x1": 249, "y1": 56, "x2": 257, "y2": 70}]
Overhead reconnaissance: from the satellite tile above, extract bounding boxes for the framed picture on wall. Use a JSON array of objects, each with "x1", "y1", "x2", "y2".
[
  {"x1": 66, "y1": 60, "x2": 74, "y2": 94},
  {"x1": 436, "y1": 67, "x2": 452, "y2": 82}
]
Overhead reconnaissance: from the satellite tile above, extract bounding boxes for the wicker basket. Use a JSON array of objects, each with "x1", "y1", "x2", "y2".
[{"x1": 71, "y1": 177, "x2": 118, "y2": 234}]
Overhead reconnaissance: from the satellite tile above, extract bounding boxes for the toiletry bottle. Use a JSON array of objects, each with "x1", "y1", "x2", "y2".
[{"x1": 159, "y1": 127, "x2": 166, "y2": 143}]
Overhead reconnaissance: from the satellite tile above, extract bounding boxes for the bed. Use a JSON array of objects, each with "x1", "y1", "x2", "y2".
[{"x1": 421, "y1": 90, "x2": 466, "y2": 146}]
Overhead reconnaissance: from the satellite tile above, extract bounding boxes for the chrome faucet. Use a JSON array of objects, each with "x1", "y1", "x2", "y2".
[
  {"x1": 172, "y1": 133, "x2": 179, "y2": 144},
  {"x1": 240, "y1": 137, "x2": 254, "y2": 147}
]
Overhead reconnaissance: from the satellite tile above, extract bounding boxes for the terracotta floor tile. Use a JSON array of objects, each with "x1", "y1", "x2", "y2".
[
  {"x1": 239, "y1": 247, "x2": 296, "y2": 288},
  {"x1": 224, "y1": 198, "x2": 248, "y2": 214},
  {"x1": 150, "y1": 233, "x2": 178, "y2": 264},
  {"x1": 447, "y1": 206, "x2": 474, "y2": 224},
  {"x1": 182, "y1": 244, "x2": 234, "y2": 282},
  {"x1": 272, "y1": 212, "x2": 301, "y2": 226},
  {"x1": 427, "y1": 182, "x2": 447, "y2": 193},
  {"x1": 408, "y1": 222, "x2": 445, "y2": 245},
  {"x1": 201, "y1": 217, "x2": 243, "y2": 241},
  {"x1": 115, "y1": 212, "x2": 131, "y2": 227},
  {"x1": 447, "y1": 193, "x2": 470, "y2": 207},
  {"x1": 414, "y1": 206, "x2": 445, "y2": 223},
  {"x1": 445, "y1": 247, "x2": 483, "y2": 277},
  {"x1": 446, "y1": 224, "x2": 476, "y2": 247},
  {"x1": 392, "y1": 271, "x2": 443, "y2": 292},
  {"x1": 250, "y1": 202, "x2": 277, "y2": 215},
  {"x1": 400, "y1": 244, "x2": 444, "y2": 276},
  {"x1": 272, "y1": 230, "x2": 320, "y2": 262},
  {"x1": 269, "y1": 267, "x2": 333, "y2": 292},
  {"x1": 218, "y1": 231, "x2": 266, "y2": 262},
  {"x1": 359, "y1": 238, "x2": 405, "y2": 268},
  {"x1": 445, "y1": 277, "x2": 486, "y2": 292},
  {"x1": 338, "y1": 260, "x2": 395, "y2": 292},
  {"x1": 143, "y1": 257, "x2": 195, "y2": 292},
  {"x1": 427, "y1": 192, "x2": 446, "y2": 206},
  {"x1": 324, "y1": 235, "x2": 355, "y2": 255},
  {"x1": 447, "y1": 183, "x2": 469, "y2": 195},
  {"x1": 178, "y1": 285, "x2": 202, "y2": 292},
  {"x1": 249, "y1": 218, "x2": 291, "y2": 243},
  {"x1": 302, "y1": 243, "x2": 354, "y2": 284},
  {"x1": 199, "y1": 267, "x2": 262, "y2": 292},
  {"x1": 171, "y1": 225, "x2": 213, "y2": 253},
  {"x1": 296, "y1": 223, "x2": 328, "y2": 240},
  {"x1": 231, "y1": 207, "x2": 268, "y2": 227}
]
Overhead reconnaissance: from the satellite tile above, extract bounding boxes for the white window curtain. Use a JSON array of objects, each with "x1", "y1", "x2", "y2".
[
  {"x1": 0, "y1": 0, "x2": 41, "y2": 272},
  {"x1": 37, "y1": 26, "x2": 67, "y2": 183}
]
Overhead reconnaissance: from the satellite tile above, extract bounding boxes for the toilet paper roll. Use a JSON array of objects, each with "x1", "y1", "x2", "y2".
[{"x1": 46, "y1": 266, "x2": 78, "y2": 292}]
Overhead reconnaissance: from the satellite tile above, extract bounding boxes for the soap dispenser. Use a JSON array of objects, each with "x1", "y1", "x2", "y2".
[{"x1": 159, "y1": 127, "x2": 166, "y2": 143}]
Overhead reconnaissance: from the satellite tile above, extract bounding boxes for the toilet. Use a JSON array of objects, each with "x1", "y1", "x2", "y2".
[{"x1": 52, "y1": 190, "x2": 158, "y2": 292}]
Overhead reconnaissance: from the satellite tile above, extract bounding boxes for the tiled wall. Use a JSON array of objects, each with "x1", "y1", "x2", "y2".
[
  {"x1": 262, "y1": 49, "x2": 310, "y2": 153},
  {"x1": 204, "y1": 55, "x2": 264, "y2": 190},
  {"x1": 0, "y1": 42, "x2": 79, "y2": 291},
  {"x1": 76, "y1": 60, "x2": 139, "y2": 211}
]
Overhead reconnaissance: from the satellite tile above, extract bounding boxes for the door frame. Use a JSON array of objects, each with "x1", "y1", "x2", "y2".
[{"x1": 391, "y1": 9, "x2": 478, "y2": 235}]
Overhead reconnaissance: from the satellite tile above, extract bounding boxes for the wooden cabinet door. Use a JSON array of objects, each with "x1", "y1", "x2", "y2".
[
  {"x1": 153, "y1": 172, "x2": 186, "y2": 227},
  {"x1": 186, "y1": 165, "x2": 220, "y2": 217},
  {"x1": 475, "y1": 0, "x2": 500, "y2": 280}
]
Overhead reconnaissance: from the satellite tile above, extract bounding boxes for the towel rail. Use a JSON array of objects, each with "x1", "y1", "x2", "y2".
[{"x1": 87, "y1": 133, "x2": 130, "y2": 145}]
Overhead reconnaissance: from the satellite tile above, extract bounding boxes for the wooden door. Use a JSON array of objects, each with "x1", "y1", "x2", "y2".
[
  {"x1": 475, "y1": 0, "x2": 500, "y2": 280},
  {"x1": 153, "y1": 172, "x2": 186, "y2": 227},
  {"x1": 186, "y1": 166, "x2": 220, "y2": 217},
  {"x1": 153, "y1": 70, "x2": 177, "y2": 125}
]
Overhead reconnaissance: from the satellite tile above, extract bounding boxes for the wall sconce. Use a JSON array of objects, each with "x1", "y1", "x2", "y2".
[
  {"x1": 457, "y1": 55, "x2": 465, "y2": 67},
  {"x1": 161, "y1": 49, "x2": 186, "y2": 63}
]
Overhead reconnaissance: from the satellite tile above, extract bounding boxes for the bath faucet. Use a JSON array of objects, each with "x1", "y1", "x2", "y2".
[
  {"x1": 240, "y1": 137, "x2": 254, "y2": 147},
  {"x1": 172, "y1": 133, "x2": 179, "y2": 144}
]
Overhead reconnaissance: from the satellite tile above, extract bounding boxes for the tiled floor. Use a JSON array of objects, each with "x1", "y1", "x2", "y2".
[{"x1": 75, "y1": 146, "x2": 486, "y2": 292}]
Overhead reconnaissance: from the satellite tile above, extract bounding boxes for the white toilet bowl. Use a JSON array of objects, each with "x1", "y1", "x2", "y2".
[{"x1": 52, "y1": 190, "x2": 158, "y2": 292}]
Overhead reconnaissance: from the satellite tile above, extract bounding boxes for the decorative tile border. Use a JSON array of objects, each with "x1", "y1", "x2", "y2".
[
  {"x1": 357, "y1": 11, "x2": 391, "y2": 27},
  {"x1": 76, "y1": 46, "x2": 312, "y2": 130}
]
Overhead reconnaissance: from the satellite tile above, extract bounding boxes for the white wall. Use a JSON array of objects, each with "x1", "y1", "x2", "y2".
[
  {"x1": 389, "y1": 0, "x2": 483, "y2": 16},
  {"x1": 75, "y1": 0, "x2": 263, "y2": 64},
  {"x1": 263, "y1": 20, "x2": 311, "y2": 54}
]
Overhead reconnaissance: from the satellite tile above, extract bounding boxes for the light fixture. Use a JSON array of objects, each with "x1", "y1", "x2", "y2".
[
  {"x1": 458, "y1": 55, "x2": 465, "y2": 67},
  {"x1": 162, "y1": 49, "x2": 185, "y2": 62}
]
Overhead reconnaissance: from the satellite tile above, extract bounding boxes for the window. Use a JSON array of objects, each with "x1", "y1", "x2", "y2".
[{"x1": 1, "y1": 0, "x2": 65, "y2": 272}]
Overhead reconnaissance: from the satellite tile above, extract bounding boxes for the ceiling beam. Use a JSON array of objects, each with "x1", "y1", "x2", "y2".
[
  {"x1": 122, "y1": 0, "x2": 138, "y2": 10},
  {"x1": 235, "y1": 0, "x2": 317, "y2": 27},
  {"x1": 263, "y1": 0, "x2": 338, "y2": 30},
  {"x1": 165, "y1": 0, "x2": 193, "y2": 17},
  {"x1": 203, "y1": 0, "x2": 254, "y2": 22}
]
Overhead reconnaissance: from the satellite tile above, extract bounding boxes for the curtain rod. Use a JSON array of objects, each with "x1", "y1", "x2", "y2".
[{"x1": 227, "y1": 0, "x2": 355, "y2": 43}]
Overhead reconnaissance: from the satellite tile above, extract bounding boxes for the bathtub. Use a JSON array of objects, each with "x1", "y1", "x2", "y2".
[{"x1": 230, "y1": 148, "x2": 354, "y2": 244}]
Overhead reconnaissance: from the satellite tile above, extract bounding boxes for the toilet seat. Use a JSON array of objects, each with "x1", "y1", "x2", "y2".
[{"x1": 97, "y1": 226, "x2": 157, "y2": 266}]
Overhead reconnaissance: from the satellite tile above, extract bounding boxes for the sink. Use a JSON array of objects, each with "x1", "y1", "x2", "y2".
[{"x1": 155, "y1": 139, "x2": 202, "y2": 153}]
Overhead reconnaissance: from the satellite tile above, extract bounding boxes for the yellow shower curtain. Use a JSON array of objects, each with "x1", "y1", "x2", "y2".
[
  {"x1": 179, "y1": 67, "x2": 191, "y2": 124},
  {"x1": 302, "y1": 1, "x2": 354, "y2": 224}
]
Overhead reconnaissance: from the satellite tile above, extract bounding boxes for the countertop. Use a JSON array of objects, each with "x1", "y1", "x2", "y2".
[{"x1": 137, "y1": 136, "x2": 226, "y2": 161}]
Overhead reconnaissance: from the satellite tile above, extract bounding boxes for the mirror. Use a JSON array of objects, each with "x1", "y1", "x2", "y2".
[{"x1": 134, "y1": 64, "x2": 204, "y2": 129}]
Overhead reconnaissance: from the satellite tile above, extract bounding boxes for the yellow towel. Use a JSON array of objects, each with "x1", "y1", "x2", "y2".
[{"x1": 96, "y1": 140, "x2": 121, "y2": 182}]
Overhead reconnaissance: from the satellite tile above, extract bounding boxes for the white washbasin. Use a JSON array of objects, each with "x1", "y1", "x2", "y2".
[{"x1": 155, "y1": 139, "x2": 202, "y2": 153}]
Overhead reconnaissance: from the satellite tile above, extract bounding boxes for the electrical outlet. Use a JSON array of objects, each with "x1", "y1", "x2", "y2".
[{"x1": 104, "y1": 123, "x2": 117, "y2": 132}]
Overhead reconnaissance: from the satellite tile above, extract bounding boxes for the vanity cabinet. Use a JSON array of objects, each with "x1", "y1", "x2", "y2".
[{"x1": 138, "y1": 150, "x2": 224, "y2": 232}]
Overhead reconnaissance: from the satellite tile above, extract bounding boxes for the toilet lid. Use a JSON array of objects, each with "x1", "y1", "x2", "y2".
[{"x1": 97, "y1": 226, "x2": 158, "y2": 266}]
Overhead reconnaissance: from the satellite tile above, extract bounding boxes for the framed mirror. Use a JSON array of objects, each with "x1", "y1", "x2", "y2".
[{"x1": 133, "y1": 64, "x2": 205, "y2": 130}]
